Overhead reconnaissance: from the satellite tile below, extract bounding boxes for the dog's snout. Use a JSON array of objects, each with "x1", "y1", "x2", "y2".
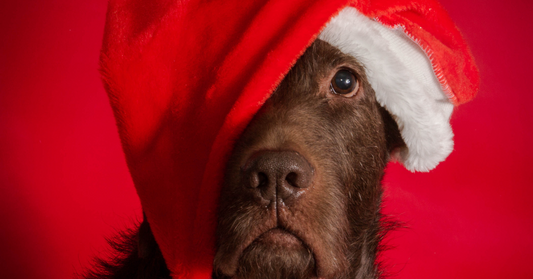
[{"x1": 243, "y1": 151, "x2": 313, "y2": 203}]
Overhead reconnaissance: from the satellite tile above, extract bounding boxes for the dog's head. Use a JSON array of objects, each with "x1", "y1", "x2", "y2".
[
  {"x1": 99, "y1": 2, "x2": 478, "y2": 277},
  {"x1": 213, "y1": 39, "x2": 404, "y2": 279}
]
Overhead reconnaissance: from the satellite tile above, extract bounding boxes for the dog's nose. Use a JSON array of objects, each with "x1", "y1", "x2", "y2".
[{"x1": 242, "y1": 151, "x2": 313, "y2": 203}]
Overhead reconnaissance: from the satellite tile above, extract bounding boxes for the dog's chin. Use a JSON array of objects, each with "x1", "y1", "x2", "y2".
[{"x1": 233, "y1": 228, "x2": 316, "y2": 279}]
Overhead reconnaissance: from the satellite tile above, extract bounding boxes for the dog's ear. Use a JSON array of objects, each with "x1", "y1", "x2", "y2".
[
  {"x1": 379, "y1": 106, "x2": 406, "y2": 156},
  {"x1": 138, "y1": 213, "x2": 159, "y2": 259}
]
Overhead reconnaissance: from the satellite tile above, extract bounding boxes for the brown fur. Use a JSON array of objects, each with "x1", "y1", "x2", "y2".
[
  {"x1": 83, "y1": 39, "x2": 404, "y2": 279},
  {"x1": 214, "y1": 39, "x2": 403, "y2": 279}
]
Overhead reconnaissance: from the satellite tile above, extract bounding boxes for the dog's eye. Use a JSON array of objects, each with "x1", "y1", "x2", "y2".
[{"x1": 330, "y1": 69, "x2": 358, "y2": 97}]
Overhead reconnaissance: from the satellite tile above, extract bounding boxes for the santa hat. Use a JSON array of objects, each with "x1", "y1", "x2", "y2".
[
  {"x1": 100, "y1": 0, "x2": 478, "y2": 277},
  {"x1": 320, "y1": 3, "x2": 479, "y2": 171}
]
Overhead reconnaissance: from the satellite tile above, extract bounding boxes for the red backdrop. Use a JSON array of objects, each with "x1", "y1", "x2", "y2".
[{"x1": 1, "y1": 0, "x2": 532, "y2": 278}]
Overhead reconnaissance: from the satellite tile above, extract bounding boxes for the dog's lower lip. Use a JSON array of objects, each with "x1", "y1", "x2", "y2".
[
  {"x1": 255, "y1": 228, "x2": 320, "y2": 277},
  {"x1": 256, "y1": 228, "x2": 303, "y2": 247}
]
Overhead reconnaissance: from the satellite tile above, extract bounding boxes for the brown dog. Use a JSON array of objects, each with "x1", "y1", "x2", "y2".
[{"x1": 84, "y1": 39, "x2": 403, "y2": 279}]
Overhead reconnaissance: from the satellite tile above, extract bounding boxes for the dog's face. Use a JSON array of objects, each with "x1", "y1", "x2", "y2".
[
  {"x1": 86, "y1": 39, "x2": 405, "y2": 279},
  {"x1": 213, "y1": 40, "x2": 403, "y2": 279}
]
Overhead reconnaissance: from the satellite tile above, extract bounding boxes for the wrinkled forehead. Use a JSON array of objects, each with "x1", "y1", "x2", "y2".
[
  {"x1": 269, "y1": 39, "x2": 371, "y2": 102},
  {"x1": 290, "y1": 39, "x2": 368, "y2": 80}
]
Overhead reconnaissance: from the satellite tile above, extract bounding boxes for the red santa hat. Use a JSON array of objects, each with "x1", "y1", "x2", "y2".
[{"x1": 100, "y1": 0, "x2": 478, "y2": 277}]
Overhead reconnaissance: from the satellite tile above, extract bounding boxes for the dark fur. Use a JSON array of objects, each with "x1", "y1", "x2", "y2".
[{"x1": 83, "y1": 39, "x2": 404, "y2": 279}]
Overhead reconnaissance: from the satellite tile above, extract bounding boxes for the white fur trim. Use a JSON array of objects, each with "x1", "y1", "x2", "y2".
[{"x1": 319, "y1": 7, "x2": 454, "y2": 172}]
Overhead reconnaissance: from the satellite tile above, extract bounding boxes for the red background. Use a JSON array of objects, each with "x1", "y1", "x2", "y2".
[{"x1": 1, "y1": 0, "x2": 532, "y2": 278}]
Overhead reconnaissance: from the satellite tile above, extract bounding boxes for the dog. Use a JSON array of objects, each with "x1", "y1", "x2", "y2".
[
  {"x1": 84, "y1": 39, "x2": 404, "y2": 279},
  {"x1": 86, "y1": 0, "x2": 481, "y2": 277}
]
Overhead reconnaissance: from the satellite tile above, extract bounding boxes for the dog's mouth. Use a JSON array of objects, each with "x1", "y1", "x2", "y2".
[
  {"x1": 234, "y1": 226, "x2": 317, "y2": 278},
  {"x1": 254, "y1": 227, "x2": 303, "y2": 247}
]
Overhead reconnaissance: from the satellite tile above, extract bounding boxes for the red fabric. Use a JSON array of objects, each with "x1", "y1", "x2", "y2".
[
  {"x1": 101, "y1": 0, "x2": 351, "y2": 276},
  {"x1": 100, "y1": 0, "x2": 478, "y2": 277}
]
